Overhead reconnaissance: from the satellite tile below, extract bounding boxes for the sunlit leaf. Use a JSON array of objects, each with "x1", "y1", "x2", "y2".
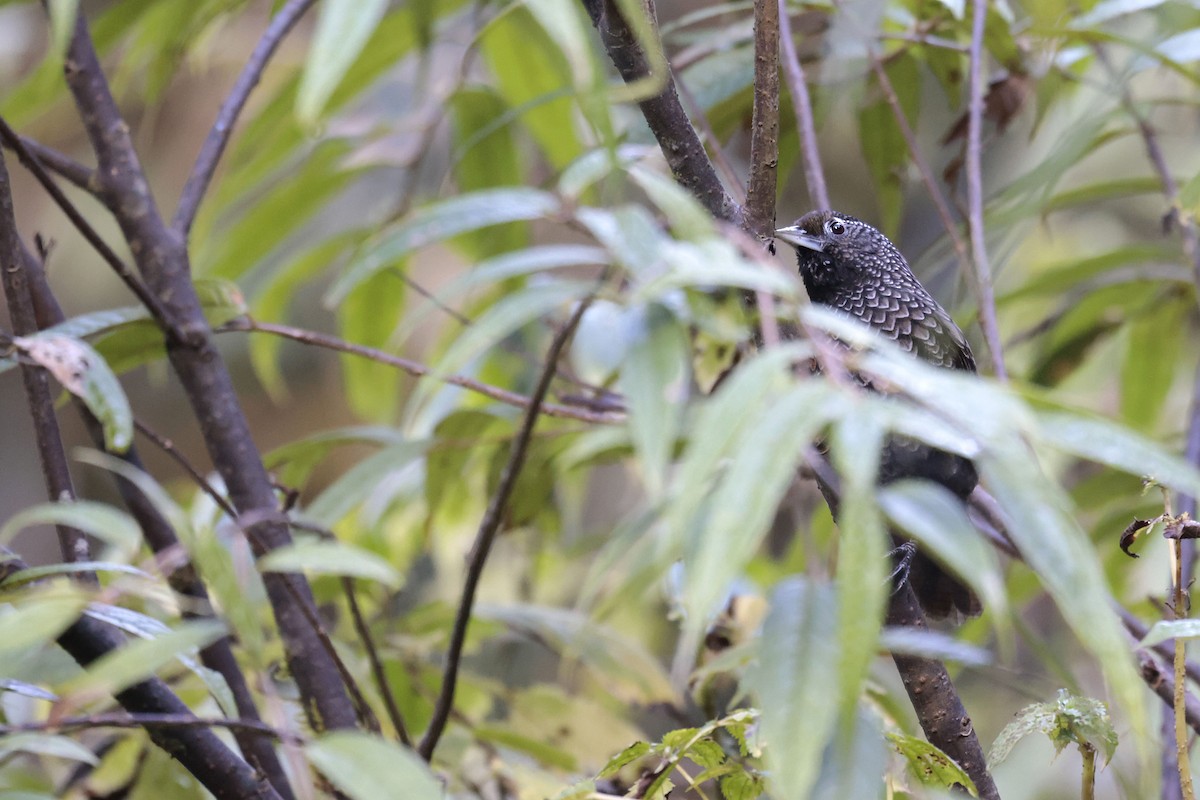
[
  {"x1": 306, "y1": 732, "x2": 442, "y2": 800},
  {"x1": 258, "y1": 539, "x2": 402, "y2": 588},
  {"x1": 297, "y1": 0, "x2": 389, "y2": 124}
]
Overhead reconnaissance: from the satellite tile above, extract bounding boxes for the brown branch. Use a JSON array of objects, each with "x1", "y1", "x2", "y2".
[
  {"x1": 581, "y1": 0, "x2": 741, "y2": 223},
  {"x1": 1, "y1": 553, "x2": 283, "y2": 800},
  {"x1": 418, "y1": 293, "x2": 596, "y2": 760},
  {"x1": 218, "y1": 317, "x2": 624, "y2": 424},
  {"x1": 778, "y1": 0, "x2": 830, "y2": 211},
  {"x1": 0, "y1": 150, "x2": 91, "y2": 570},
  {"x1": 866, "y1": 52, "x2": 969, "y2": 264},
  {"x1": 964, "y1": 0, "x2": 1007, "y2": 380},
  {"x1": 745, "y1": 0, "x2": 780, "y2": 236},
  {"x1": 343, "y1": 577, "x2": 412, "y2": 746},
  {"x1": 61, "y1": 8, "x2": 358, "y2": 732},
  {"x1": 0, "y1": 713, "x2": 297, "y2": 742},
  {"x1": 1137, "y1": 650, "x2": 1200, "y2": 737},
  {"x1": 5, "y1": 134, "x2": 97, "y2": 194},
  {"x1": 20, "y1": 247, "x2": 295, "y2": 799},
  {"x1": 0, "y1": 116, "x2": 170, "y2": 326},
  {"x1": 173, "y1": 0, "x2": 317, "y2": 236}
]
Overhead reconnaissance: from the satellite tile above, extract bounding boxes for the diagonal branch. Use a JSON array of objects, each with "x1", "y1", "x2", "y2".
[
  {"x1": 173, "y1": 0, "x2": 317, "y2": 236},
  {"x1": 418, "y1": 293, "x2": 596, "y2": 761},
  {"x1": 581, "y1": 0, "x2": 740, "y2": 223},
  {"x1": 60, "y1": 7, "x2": 358, "y2": 733},
  {"x1": 1, "y1": 134, "x2": 98, "y2": 195},
  {"x1": 964, "y1": 0, "x2": 1007, "y2": 379}
]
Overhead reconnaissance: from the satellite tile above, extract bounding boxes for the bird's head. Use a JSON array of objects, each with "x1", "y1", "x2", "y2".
[{"x1": 775, "y1": 210, "x2": 905, "y2": 289}]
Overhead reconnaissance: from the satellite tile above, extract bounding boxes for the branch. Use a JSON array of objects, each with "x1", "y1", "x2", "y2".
[
  {"x1": 0, "y1": 553, "x2": 284, "y2": 800},
  {"x1": 20, "y1": 247, "x2": 295, "y2": 799},
  {"x1": 0, "y1": 116, "x2": 170, "y2": 327},
  {"x1": 0, "y1": 713, "x2": 297, "y2": 742},
  {"x1": 61, "y1": 8, "x2": 358, "y2": 732},
  {"x1": 418, "y1": 294, "x2": 596, "y2": 760},
  {"x1": 805, "y1": 453, "x2": 1000, "y2": 798},
  {"x1": 0, "y1": 150, "x2": 91, "y2": 569},
  {"x1": 866, "y1": 52, "x2": 969, "y2": 265},
  {"x1": 778, "y1": 0, "x2": 830, "y2": 211},
  {"x1": 745, "y1": 0, "x2": 779, "y2": 236},
  {"x1": 218, "y1": 317, "x2": 623, "y2": 424},
  {"x1": 581, "y1": 0, "x2": 740, "y2": 223},
  {"x1": 2, "y1": 134, "x2": 98, "y2": 195},
  {"x1": 173, "y1": 0, "x2": 317, "y2": 236},
  {"x1": 964, "y1": 0, "x2": 1007, "y2": 379},
  {"x1": 344, "y1": 577, "x2": 412, "y2": 745}
]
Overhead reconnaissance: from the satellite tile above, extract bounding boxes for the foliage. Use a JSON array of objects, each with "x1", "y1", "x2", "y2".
[{"x1": 1, "y1": 0, "x2": 1199, "y2": 798}]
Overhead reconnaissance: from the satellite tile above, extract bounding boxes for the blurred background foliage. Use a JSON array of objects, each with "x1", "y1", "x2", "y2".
[{"x1": 2, "y1": 0, "x2": 1200, "y2": 797}]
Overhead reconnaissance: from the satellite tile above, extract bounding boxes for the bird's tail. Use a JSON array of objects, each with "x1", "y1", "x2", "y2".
[{"x1": 908, "y1": 549, "x2": 981, "y2": 619}]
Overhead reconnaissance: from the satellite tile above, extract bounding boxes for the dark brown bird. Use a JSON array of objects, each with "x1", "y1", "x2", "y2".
[{"x1": 775, "y1": 210, "x2": 980, "y2": 618}]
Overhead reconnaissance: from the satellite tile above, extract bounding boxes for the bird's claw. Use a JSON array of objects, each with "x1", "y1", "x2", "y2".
[{"x1": 887, "y1": 540, "x2": 918, "y2": 596}]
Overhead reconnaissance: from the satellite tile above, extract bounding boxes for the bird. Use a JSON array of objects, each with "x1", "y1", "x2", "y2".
[{"x1": 774, "y1": 209, "x2": 980, "y2": 618}]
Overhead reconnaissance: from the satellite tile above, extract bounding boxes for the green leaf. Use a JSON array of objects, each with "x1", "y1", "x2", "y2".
[
  {"x1": 879, "y1": 627, "x2": 992, "y2": 665},
  {"x1": 989, "y1": 690, "x2": 1118, "y2": 765},
  {"x1": 296, "y1": 0, "x2": 390, "y2": 124},
  {"x1": 475, "y1": 604, "x2": 673, "y2": 700},
  {"x1": 481, "y1": 7, "x2": 583, "y2": 169},
  {"x1": 328, "y1": 188, "x2": 562, "y2": 303},
  {"x1": 750, "y1": 578, "x2": 840, "y2": 800},
  {"x1": 598, "y1": 741, "x2": 652, "y2": 778},
  {"x1": 1120, "y1": 300, "x2": 1183, "y2": 431},
  {"x1": 338, "y1": 267, "x2": 405, "y2": 422},
  {"x1": 473, "y1": 726, "x2": 577, "y2": 770},
  {"x1": 628, "y1": 164, "x2": 715, "y2": 241},
  {"x1": 46, "y1": 0, "x2": 81, "y2": 56},
  {"x1": 264, "y1": 425, "x2": 407, "y2": 490},
  {"x1": 0, "y1": 501, "x2": 141, "y2": 557},
  {"x1": 879, "y1": 481, "x2": 1008, "y2": 621},
  {"x1": 450, "y1": 87, "x2": 527, "y2": 258},
  {"x1": 858, "y1": 54, "x2": 920, "y2": 236},
  {"x1": 1138, "y1": 619, "x2": 1200, "y2": 648},
  {"x1": 306, "y1": 731, "x2": 442, "y2": 800},
  {"x1": 812, "y1": 710, "x2": 886, "y2": 800},
  {"x1": 0, "y1": 586, "x2": 88, "y2": 655},
  {"x1": 888, "y1": 732, "x2": 977, "y2": 793},
  {"x1": 258, "y1": 539, "x2": 402, "y2": 588},
  {"x1": 0, "y1": 733, "x2": 97, "y2": 765},
  {"x1": 620, "y1": 307, "x2": 688, "y2": 497},
  {"x1": 14, "y1": 333, "x2": 132, "y2": 452},
  {"x1": 60, "y1": 619, "x2": 226, "y2": 701},
  {"x1": 305, "y1": 439, "x2": 431, "y2": 527},
  {"x1": 1035, "y1": 409, "x2": 1200, "y2": 498}
]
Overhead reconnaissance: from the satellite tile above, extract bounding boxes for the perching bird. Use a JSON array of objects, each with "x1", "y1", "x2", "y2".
[{"x1": 775, "y1": 210, "x2": 980, "y2": 618}]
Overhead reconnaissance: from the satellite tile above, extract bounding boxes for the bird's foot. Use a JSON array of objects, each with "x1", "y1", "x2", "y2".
[{"x1": 887, "y1": 540, "x2": 918, "y2": 595}]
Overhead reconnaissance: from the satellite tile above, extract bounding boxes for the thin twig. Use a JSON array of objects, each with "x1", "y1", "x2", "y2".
[
  {"x1": 134, "y1": 418, "x2": 236, "y2": 516},
  {"x1": 173, "y1": 0, "x2": 318, "y2": 236},
  {"x1": 418, "y1": 292, "x2": 597, "y2": 760},
  {"x1": 866, "y1": 52, "x2": 968, "y2": 262},
  {"x1": 343, "y1": 577, "x2": 413, "y2": 746},
  {"x1": 0, "y1": 714, "x2": 299, "y2": 743},
  {"x1": 0, "y1": 116, "x2": 170, "y2": 325},
  {"x1": 218, "y1": 317, "x2": 624, "y2": 425},
  {"x1": 778, "y1": 0, "x2": 830, "y2": 211},
  {"x1": 6, "y1": 135, "x2": 97, "y2": 194},
  {"x1": 964, "y1": 0, "x2": 1007, "y2": 379}
]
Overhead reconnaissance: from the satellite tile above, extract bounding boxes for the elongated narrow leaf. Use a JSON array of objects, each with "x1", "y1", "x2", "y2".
[
  {"x1": 621, "y1": 307, "x2": 688, "y2": 497},
  {"x1": 259, "y1": 540, "x2": 402, "y2": 588},
  {"x1": 338, "y1": 267, "x2": 405, "y2": 422},
  {"x1": 305, "y1": 440, "x2": 431, "y2": 527},
  {"x1": 829, "y1": 412, "x2": 888, "y2": 722},
  {"x1": 14, "y1": 334, "x2": 132, "y2": 452},
  {"x1": 297, "y1": 0, "x2": 389, "y2": 124},
  {"x1": 306, "y1": 732, "x2": 442, "y2": 800},
  {"x1": 0, "y1": 733, "x2": 96, "y2": 765},
  {"x1": 880, "y1": 481, "x2": 1007, "y2": 620},
  {"x1": 0, "y1": 587, "x2": 88, "y2": 654},
  {"x1": 1139, "y1": 619, "x2": 1200, "y2": 648},
  {"x1": 750, "y1": 578, "x2": 840, "y2": 800},
  {"x1": 328, "y1": 188, "x2": 562, "y2": 303},
  {"x1": 0, "y1": 501, "x2": 140, "y2": 556},
  {"x1": 60, "y1": 619, "x2": 226, "y2": 701}
]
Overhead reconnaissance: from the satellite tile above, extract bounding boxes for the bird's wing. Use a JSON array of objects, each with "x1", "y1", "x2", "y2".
[
  {"x1": 911, "y1": 304, "x2": 976, "y2": 373},
  {"x1": 834, "y1": 285, "x2": 976, "y2": 373}
]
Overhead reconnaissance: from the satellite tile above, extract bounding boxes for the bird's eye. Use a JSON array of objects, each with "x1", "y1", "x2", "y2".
[{"x1": 828, "y1": 219, "x2": 846, "y2": 236}]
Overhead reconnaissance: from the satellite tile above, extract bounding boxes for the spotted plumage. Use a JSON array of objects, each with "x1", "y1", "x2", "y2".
[{"x1": 776, "y1": 210, "x2": 980, "y2": 618}]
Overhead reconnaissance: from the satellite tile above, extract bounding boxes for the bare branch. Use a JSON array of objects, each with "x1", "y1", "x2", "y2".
[
  {"x1": 779, "y1": 0, "x2": 830, "y2": 211},
  {"x1": 61, "y1": 7, "x2": 358, "y2": 732},
  {"x1": 964, "y1": 0, "x2": 1007, "y2": 379},
  {"x1": 745, "y1": 0, "x2": 780, "y2": 236},
  {"x1": 581, "y1": 0, "x2": 741, "y2": 222},
  {"x1": 218, "y1": 317, "x2": 624, "y2": 424},
  {"x1": 419, "y1": 294, "x2": 597, "y2": 760},
  {"x1": 0, "y1": 713, "x2": 297, "y2": 742},
  {"x1": 344, "y1": 577, "x2": 412, "y2": 746},
  {"x1": 2, "y1": 134, "x2": 98, "y2": 195},
  {"x1": 173, "y1": 0, "x2": 317, "y2": 236},
  {"x1": 0, "y1": 150, "x2": 91, "y2": 570}
]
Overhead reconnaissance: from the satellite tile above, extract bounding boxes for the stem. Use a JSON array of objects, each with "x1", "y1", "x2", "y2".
[
  {"x1": 778, "y1": 0, "x2": 830, "y2": 211},
  {"x1": 1174, "y1": 537, "x2": 1196, "y2": 800},
  {"x1": 1081, "y1": 743, "x2": 1096, "y2": 800}
]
